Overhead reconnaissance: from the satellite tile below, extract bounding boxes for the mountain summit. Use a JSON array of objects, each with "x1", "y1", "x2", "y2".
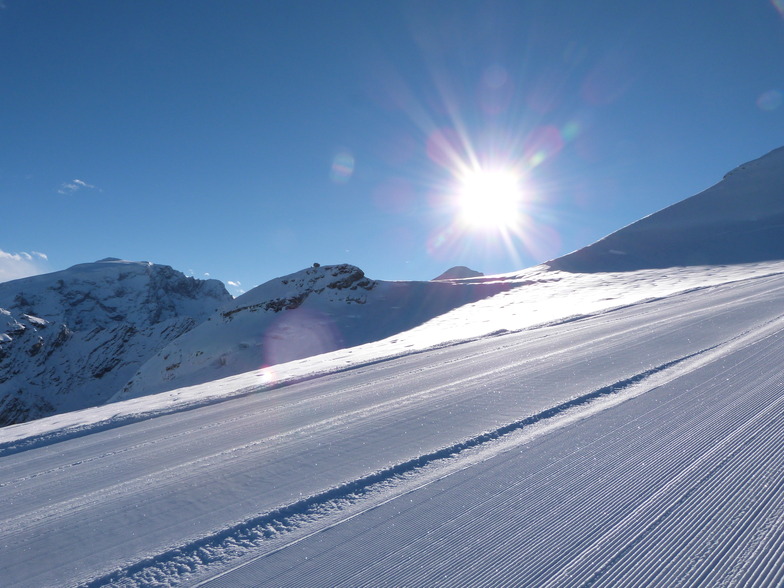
[
  {"x1": 549, "y1": 146, "x2": 784, "y2": 272},
  {"x1": 0, "y1": 259, "x2": 230, "y2": 425},
  {"x1": 433, "y1": 266, "x2": 485, "y2": 281}
]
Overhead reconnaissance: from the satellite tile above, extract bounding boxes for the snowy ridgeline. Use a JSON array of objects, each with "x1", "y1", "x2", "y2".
[
  {"x1": 115, "y1": 263, "x2": 511, "y2": 400},
  {"x1": 550, "y1": 145, "x2": 784, "y2": 272}
]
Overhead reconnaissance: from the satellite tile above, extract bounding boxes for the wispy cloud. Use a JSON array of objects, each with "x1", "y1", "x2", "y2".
[
  {"x1": 0, "y1": 249, "x2": 49, "y2": 283},
  {"x1": 57, "y1": 178, "x2": 99, "y2": 195},
  {"x1": 226, "y1": 280, "x2": 245, "y2": 295}
]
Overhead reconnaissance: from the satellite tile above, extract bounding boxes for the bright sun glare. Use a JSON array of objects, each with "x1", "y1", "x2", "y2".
[{"x1": 456, "y1": 168, "x2": 525, "y2": 231}]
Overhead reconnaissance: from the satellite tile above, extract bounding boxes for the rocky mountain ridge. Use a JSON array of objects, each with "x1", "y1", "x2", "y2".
[
  {"x1": 116, "y1": 263, "x2": 508, "y2": 400},
  {"x1": 0, "y1": 259, "x2": 231, "y2": 425}
]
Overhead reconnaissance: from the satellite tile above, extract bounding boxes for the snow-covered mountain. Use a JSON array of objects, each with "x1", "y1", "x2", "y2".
[
  {"x1": 550, "y1": 145, "x2": 784, "y2": 272},
  {"x1": 0, "y1": 259, "x2": 230, "y2": 425},
  {"x1": 0, "y1": 259, "x2": 507, "y2": 423},
  {"x1": 116, "y1": 263, "x2": 508, "y2": 399}
]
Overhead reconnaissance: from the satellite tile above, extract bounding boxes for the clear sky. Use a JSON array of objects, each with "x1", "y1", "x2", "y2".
[{"x1": 2, "y1": 1, "x2": 783, "y2": 294}]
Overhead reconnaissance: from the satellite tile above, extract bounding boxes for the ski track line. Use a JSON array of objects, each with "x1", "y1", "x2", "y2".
[
  {"x1": 78, "y1": 329, "x2": 766, "y2": 588},
  {"x1": 2, "y1": 342, "x2": 643, "y2": 556},
  {"x1": 198, "y1": 341, "x2": 751, "y2": 588},
  {"x1": 81, "y1": 366, "x2": 686, "y2": 587},
  {"x1": 0, "y1": 319, "x2": 552, "y2": 457},
  {"x1": 538, "y1": 332, "x2": 784, "y2": 587},
  {"x1": 411, "y1": 368, "x2": 770, "y2": 587},
  {"x1": 243, "y1": 318, "x2": 784, "y2": 588},
  {"x1": 2, "y1": 343, "x2": 588, "y2": 536},
  {"x1": 615, "y1": 393, "x2": 784, "y2": 587},
  {"x1": 0, "y1": 317, "x2": 581, "y2": 458},
  {"x1": 577, "y1": 393, "x2": 784, "y2": 587},
  {"x1": 729, "y1": 505, "x2": 784, "y2": 587},
  {"x1": 0, "y1": 359, "x2": 461, "y2": 488},
  {"x1": 0, "y1": 349, "x2": 453, "y2": 481},
  {"x1": 315, "y1": 323, "x2": 784, "y2": 588},
  {"x1": 3, "y1": 328, "x2": 576, "y2": 505}
]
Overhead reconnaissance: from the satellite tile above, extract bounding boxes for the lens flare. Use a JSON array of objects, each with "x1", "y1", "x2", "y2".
[
  {"x1": 263, "y1": 309, "x2": 341, "y2": 366},
  {"x1": 330, "y1": 151, "x2": 355, "y2": 183},
  {"x1": 561, "y1": 120, "x2": 581, "y2": 142},
  {"x1": 257, "y1": 366, "x2": 277, "y2": 386},
  {"x1": 368, "y1": 57, "x2": 578, "y2": 270},
  {"x1": 426, "y1": 127, "x2": 467, "y2": 169},
  {"x1": 479, "y1": 64, "x2": 513, "y2": 115},
  {"x1": 757, "y1": 90, "x2": 782, "y2": 111},
  {"x1": 524, "y1": 125, "x2": 565, "y2": 169}
]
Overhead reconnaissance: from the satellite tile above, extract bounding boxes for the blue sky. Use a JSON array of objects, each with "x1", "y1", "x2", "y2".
[{"x1": 1, "y1": 1, "x2": 783, "y2": 294}]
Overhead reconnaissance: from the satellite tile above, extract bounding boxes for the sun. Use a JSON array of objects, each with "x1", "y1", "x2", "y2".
[{"x1": 455, "y1": 168, "x2": 525, "y2": 231}]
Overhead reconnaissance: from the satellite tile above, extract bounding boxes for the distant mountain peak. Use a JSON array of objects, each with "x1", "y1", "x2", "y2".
[
  {"x1": 222, "y1": 264, "x2": 375, "y2": 319},
  {"x1": 433, "y1": 266, "x2": 485, "y2": 281}
]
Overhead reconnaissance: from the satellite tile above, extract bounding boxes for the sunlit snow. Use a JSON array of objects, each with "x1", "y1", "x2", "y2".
[{"x1": 2, "y1": 146, "x2": 784, "y2": 587}]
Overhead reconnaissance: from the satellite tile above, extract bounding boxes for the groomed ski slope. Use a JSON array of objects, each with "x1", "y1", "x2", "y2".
[
  {"x1": 1, "y1": 264, "x2": 784, "y2": 586},
  {"x1": 215, "y1": 314, "x2": 784, "y2": 588}
]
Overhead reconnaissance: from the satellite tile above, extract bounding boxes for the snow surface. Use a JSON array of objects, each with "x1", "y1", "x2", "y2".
[{"x1": 1, "y1": 261, "x2": 784, "y2": 587}]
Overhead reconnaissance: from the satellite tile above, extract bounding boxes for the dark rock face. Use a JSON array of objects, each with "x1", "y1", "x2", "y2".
[
  {"x1": 222, "y1": 264, "x2": 375, "y2": 320},
  {"x1": 0, "y1": 259, "x2": 231, "y2": 426},
  {"x1": 0, "y1": 393, "x2": 55, "y2": 428}
]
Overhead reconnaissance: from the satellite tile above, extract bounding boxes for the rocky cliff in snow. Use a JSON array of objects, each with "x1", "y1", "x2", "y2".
[{"x1": 0, "y1": 259, "x2": 230, "y2": 425}]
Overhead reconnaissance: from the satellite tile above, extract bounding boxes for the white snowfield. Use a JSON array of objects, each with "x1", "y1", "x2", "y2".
[{"x1": 1, "y1": 262, "x2": 784, "y2": 587}]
